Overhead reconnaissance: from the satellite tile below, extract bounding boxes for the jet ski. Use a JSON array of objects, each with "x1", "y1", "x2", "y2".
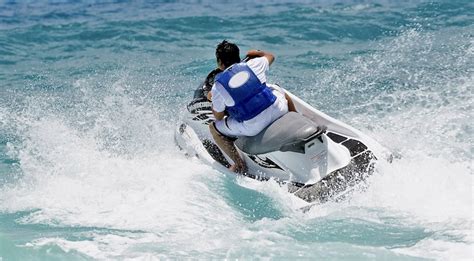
[{"x1": 175, "y1": 68, "x2": 390, "y2": 204}]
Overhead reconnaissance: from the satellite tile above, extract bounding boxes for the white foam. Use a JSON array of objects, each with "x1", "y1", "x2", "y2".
[
  {"x1": 393, "y1": 238, "x2": 473, "y2": 261},
  {"x1": 0, "y1": 77, "x2": 251, "y2": 258}
]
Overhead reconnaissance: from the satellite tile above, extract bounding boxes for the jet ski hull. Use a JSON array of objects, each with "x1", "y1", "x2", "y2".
[{"x1": 175, "y1": 85, "x2": 389, "y2": 204}]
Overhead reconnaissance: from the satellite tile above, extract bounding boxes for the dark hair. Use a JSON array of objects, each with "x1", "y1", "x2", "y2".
[{"x1": 215, "y1": 40, "x2": 240, "y2": 68}]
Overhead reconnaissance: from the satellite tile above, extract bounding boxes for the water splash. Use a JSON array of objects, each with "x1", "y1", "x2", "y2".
[{"x1": 1, "y1": 1, "x2": 472, "y2": 260}]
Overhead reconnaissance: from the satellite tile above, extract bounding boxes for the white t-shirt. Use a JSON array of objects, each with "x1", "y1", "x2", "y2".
[{"x1": 211, "y1": 57, "x2": 269, "y2": 113}]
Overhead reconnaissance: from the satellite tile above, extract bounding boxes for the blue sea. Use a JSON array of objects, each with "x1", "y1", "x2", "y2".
[{"x1": 0, "y1": 0, "x2": 472, "y2": 260}]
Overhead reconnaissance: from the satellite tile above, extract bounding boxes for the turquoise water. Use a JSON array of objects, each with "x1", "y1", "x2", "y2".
[{"x1": 0, "y1": 0, "x2": 472, "y2": 259}]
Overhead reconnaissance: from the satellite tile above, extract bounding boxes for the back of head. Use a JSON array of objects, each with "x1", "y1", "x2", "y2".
[{"x1": 215, "y1": 40, "x2": 240, "y2": 68}]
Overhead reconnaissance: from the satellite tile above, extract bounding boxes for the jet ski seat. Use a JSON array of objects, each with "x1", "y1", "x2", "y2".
[{"x1": 235, "y1": 112, "x2": 326, "y2": 155}]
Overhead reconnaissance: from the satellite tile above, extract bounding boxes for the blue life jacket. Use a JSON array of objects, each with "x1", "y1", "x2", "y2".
[{"x1": 215, "y1": 63, "x2": 276, "y2": 122}]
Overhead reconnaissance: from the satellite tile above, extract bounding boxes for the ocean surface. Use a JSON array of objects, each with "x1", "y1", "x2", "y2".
[{"x1": 0, "y1": 0, "x2": 472, "y2": 260}]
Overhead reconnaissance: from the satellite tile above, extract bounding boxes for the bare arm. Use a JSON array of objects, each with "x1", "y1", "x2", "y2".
[
  {"x1": 212, "y1": 109, "x2": 225, "y2": 121},
  {"x1": 246, "y1": 50, "x2": 275, "y2": 66},
  {"x1": 285, "y1": 92, "x2": 297, "y2": 112}
]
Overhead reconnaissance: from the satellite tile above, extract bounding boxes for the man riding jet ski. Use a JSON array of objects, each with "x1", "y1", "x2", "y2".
[
  {"x1": 207, "y1": 40, "x2": 296, "y2": 173},
  {"x1": 175, "y1": 41, "x2": 390, "y2": 204}
]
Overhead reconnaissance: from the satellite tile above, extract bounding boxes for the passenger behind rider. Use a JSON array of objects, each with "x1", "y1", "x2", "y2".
[{"x1": 208, "y1": 40, "x2": 296, "y2": 173}]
